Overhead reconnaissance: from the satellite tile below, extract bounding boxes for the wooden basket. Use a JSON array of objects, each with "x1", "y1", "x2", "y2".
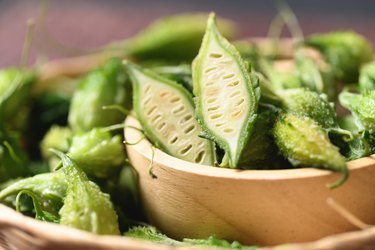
[
  {"x1": 2, "y1": 203, "x2": 375, "y2": 250},
  {"x1": 2, "y1": 38, "x2": 375, "y2": 250}
]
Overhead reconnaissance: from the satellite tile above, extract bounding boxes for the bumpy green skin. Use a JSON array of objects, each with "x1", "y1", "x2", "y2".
[
  {"x1": 0, "y1": 172, "x2": 67, "y2": 217},
  {"x1": 192, "y1": 13, "x2": 260, "y2": 167},
  {"x1": 54, "y1": 151, "x2": 120, "y2": 235},
  {"x1": 279, "y1": 88, "x2": 354, "y2": 145},
  {"x1": 0, "y1": 68, "x2": 36, "y2": 130},
  {"x1": 0, "y1": 127, "x2": 29, "y2": 183},
  {"x1": 339, "y1": 91, "x2": 375, "y2": 134},
  {"x1": 279, "y1": 88, "x2": 338, "y2": 129},
  {"x1": 126, "y1": 62, "x2": 215, "y2": 166},
  {"x1": 40, "y1": 125, "x2": 72, "y2": 169},
  {"x1": 125, "y1": 13, "x2": 237, "y2": 62},
  {"x1": 305, "y1": 31, "x2": 373, "y2": 83},
  {"x1": 68, "y1": 58, "x2": 130, "y2": 132},
  {"x1": 359, "y1": 61, "x2": 375, "y2": 92},
  {"x1": 68, "y1": 128, "x2": 125, "y2": 179},
  {"x1": 273, "y1": 113, "x2": 348, "y2": 188}
]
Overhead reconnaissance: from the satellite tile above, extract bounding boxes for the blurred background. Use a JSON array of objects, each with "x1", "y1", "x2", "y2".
[{"x1": 1, "y1": 0, "x2": 375, "y2": 67}]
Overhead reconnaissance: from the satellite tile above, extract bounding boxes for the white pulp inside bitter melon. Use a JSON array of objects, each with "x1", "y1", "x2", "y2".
[
  {"x1": 133, "y1": 70, "x2": 213, "y2": 165},
  {"x1": 200, "y1": 39, "x2": 250, "y2": 158}
]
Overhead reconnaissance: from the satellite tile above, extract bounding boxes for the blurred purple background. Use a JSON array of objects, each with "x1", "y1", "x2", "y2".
[{"x1": 1, "y1": 0, "x2": 375, "y2": 67}]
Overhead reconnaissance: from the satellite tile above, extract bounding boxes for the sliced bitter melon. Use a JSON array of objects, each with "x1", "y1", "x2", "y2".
[
  {"x1": 125, "y1": 62, "x2": 216, "y2": 166},
  {"x1": 192, "y1": 13, "x2": 260, "y2": 167}
]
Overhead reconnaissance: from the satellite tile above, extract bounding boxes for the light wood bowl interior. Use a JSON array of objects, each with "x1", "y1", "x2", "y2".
[{"x1": 124, "y1": 115, "x2": 375, "y2": 246}]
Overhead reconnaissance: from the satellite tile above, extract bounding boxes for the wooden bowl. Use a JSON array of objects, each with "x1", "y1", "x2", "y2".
[{"x1": 124, "y1": 115, "x2": 375, "y2": 246}]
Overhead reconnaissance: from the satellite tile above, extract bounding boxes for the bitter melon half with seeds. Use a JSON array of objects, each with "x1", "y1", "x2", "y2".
[
  {"x1": 192, "y1": 13, "x2": 260, "y2": 168},
  {"x1": 125, "y1": 62, "x2": 215, "y2": 166}
]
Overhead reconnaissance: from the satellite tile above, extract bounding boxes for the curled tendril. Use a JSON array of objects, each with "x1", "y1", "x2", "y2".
[
  {"x1": 148, "y1": 145, "x2": 157, "y2": 179},
  {"x1": 123, "y1": 125, "x2": 157, "y2": 178},
  {"x1": 123, "y1": 136, "x2": 145, "y2": 146},
  {"x1": 123, "y1": 125, "x2": 146, "y2": 145}
]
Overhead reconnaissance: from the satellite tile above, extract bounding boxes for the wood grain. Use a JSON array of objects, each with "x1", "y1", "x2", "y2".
[{"x1": 124, "y1": 115, "x2": 375, "y2": 246}]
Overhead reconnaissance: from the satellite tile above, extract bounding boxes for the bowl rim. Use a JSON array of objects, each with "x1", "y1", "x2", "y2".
[{"x1": 124, "y1": 115, "x2": 375, "y2": 181}]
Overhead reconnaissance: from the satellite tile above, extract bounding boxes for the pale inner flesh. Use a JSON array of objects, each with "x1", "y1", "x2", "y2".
[
  {"x1": 133, "y1": 70, "x2": 213, "y2": 165},
  {"x1": 200, "y1": 38, "x2": 251, "y2": 158}
]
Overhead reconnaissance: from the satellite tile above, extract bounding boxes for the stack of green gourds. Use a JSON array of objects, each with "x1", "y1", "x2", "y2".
[{"x1": 0, "y1": 11, "x2": 374, "y2": 249}]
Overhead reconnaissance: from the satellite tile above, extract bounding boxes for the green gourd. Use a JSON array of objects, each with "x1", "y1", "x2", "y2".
[
  {"x1": 305, "y1": 31, "x2": 373, "y2": 83},
  {"x1": 279, "y1": 88, "x2": 337, "y2": 129},
  {"x1": 125, "y1": 62, "x2": 215, "y2": 165},
  {"x1": 192, "y1": 13, "x2": 260, "y2": 167},
  {"x1": 123, "y1": 13, "x2": 237, "y2": 62},
  {"x1": 67, "y1": 128, "x2": 126, "y2": 179},
  {"x1": 40, "y1": 125, "x2": 72, "y2": 170},
  {"x1": 0, "y1": 68, "x2": 36, "y2": 131},
  {"x1": 273, "y1": 113, "x2": 348, "y2": 188},
  {"x1": 68, "y1": 58, "x2": 130, "y2": 132},
  {"x1": 52, "y1": 150, "x2": 120, "y2": 235}
]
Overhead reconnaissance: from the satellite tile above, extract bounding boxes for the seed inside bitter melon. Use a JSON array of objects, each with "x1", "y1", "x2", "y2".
[
  {"x1": 193, "y1": 13, "x2": 260, "y2": 167},
  {"x1": 125, "y1": 62, "x2": 216, "y2": 166}
]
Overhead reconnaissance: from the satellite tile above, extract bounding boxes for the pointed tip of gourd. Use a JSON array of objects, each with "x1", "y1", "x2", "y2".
[
  {"x1": 327, "y1": 165, "x2": 349, "y2": 189},
  {"x1": 48, "y1": 148, "x2": 73, "y2": 170},
  {"x1": 207, "y1": 12, "x2": 216, "y2": 28}
]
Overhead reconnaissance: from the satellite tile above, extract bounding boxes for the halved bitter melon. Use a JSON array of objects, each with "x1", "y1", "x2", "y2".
[
  {"x1": 125, "y1": 62, "x2": 216, "y2": 166},
  {"x1": 192, "y1": 13, "x2": 260, "y2": 167}
]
